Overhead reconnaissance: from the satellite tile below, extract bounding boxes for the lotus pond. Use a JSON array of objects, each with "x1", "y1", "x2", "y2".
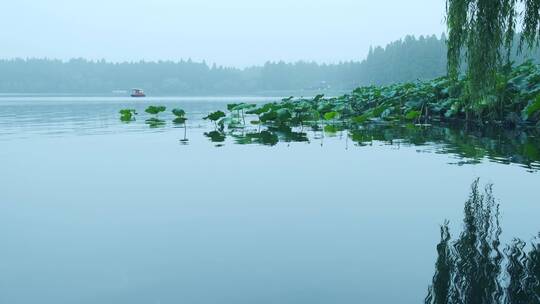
[{"x1": 0, "y1": 96, "x2": 539, "y2": 304}]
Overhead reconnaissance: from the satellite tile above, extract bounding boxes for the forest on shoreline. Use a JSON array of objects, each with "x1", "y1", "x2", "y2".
[{"x1": 1, "y1": 34, "x2": 537, "y2": 95}]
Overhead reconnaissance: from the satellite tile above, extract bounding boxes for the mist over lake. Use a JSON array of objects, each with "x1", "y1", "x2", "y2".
[{"x1": 1, "y1": 1, "x2": 540, "y2": 303}]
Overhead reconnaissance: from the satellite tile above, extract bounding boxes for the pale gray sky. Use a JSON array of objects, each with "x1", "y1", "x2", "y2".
[{"x1": 0, "y1": 0, "x2": 446, "y2": 67}]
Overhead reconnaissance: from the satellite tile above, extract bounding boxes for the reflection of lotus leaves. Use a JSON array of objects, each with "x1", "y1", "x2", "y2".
[
  {"x1": 324, "y1": 125, "x2": 338, "y2": 135},
  {"x1": 145, "y1": 118, "x2": 166, "y2": 128},
  {"x1": 204, "y1": 131, "x2": 226, "y2": 142},
  {"x1": 258, "y1": 131, "x2": 279, "y2": 145},
  {"x1": 116, "y1": 84, "x2": 540, "y2": 171},
  {"x1": 265, "y1": 125, "x2": 309, "y2": 143},
  {"x1": 349, "y1": 130, "x2": 372, "y2": 145},
  {"x1": 344, "y1": 123, "x2": 540, "y2": 170},
  {"x1": 173, "y1": 117, "x2": 187, "y2": 124},
  {"x1": 231, "y1": 130, "x2": 279, "y2": 146}
]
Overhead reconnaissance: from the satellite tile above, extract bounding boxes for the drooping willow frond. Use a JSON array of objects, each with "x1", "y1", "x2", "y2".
[
  {"x1": 446, "y1": 0, "x2": 471, "y2": 80},
  {"x1": 446, "y1": 0, "x2": 540, "y2": 100},
  {"x1": 521, "y1": 0, "x2": 540, "y2": 48}
]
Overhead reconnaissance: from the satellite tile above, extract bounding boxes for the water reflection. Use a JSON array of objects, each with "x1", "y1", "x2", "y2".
[
  {"x1": 173, "y1": 119, "x2": 189, "y2": 144},
  {"x1": 1, "y1": 97, "x2": 539, "y2": 171},
  {"x1": 231, "y1": 130, "x2": 279, "y2": 146},
  {"x1": 348, "y1": 123, "x2": 540, "y2": 171},
  {"x1": 204, "y1": 130, "x2": 226, "y2": 146},
  {"x1": 204, "y1": 121, "x2": 540, "y2": 170},
  {"x1": 425, "y1": 180, "x2": 540, "y2": 304},
  {"x1": 145, "y1": 118, "x2": 166, "y2": 128},
  {"x1": 505, "y1": 238, "x2": 540, "y2": 303}
]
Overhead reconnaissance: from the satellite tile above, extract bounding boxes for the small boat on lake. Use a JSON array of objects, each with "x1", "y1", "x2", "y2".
[{"x1": 130, "y1": 88, "x2": 146, "y2": 97}]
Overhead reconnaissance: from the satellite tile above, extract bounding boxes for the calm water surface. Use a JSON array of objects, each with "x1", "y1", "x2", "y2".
[{"x1": 0, "y1": 97, "x2": 539, "y2": 304}]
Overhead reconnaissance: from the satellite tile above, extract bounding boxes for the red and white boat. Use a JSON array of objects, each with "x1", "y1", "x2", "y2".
[{"x1": 130, "y1": 88, "x2": 146, "y2": 97}]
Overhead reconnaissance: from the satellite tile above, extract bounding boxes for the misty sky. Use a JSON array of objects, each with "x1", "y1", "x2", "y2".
[{"x1": 0, "y1": 0, "x2": 446, "y2": 67}]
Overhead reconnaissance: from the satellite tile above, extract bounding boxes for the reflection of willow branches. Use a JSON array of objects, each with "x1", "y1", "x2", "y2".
[
  {"x1": 505, "y1": 236, "x2": 540, "y2": 304},
  {"x1": 425, "y1": 180, "x2": 539, "y2": 304},
  {"x1": 451, "y1": 180, "x2": 503, "y2": 303},
  {"x1": 425, "y1": 222, "x2": 453, "y2": 304}
]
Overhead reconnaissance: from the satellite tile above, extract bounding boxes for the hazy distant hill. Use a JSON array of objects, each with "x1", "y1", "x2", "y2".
[{"x1": 0, "y1": 34, "x2": 538, "y2": 95}]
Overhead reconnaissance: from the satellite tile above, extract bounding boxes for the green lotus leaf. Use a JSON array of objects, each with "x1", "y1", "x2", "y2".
[
  {"x1": 203, "y1": 110, "x2": 226, "y2": 121},
  {"x1": 227, "y1": 103, "x2": 240, "y2": 111},
  {"x1": 276, "y1": 108, "x2": 292, "y2": 122},
  {"x1": 523, "y1": 95, "x2": 540, "y2": 120},
  {"x1": 372, "y1": 104, "x2": 389, "y2": 117},
  {"x1": 119, "y1": 109, "x2": 137, "y2": 116},
  {"x1": 313, "y1": 94, "x2": 324, "y2": 102},
  {"x1": 247, "y1": 103, "x2": 274, "y2": 115},
  {"x1": 405, "y1": 110, "x2": 421, "y2": 120},
  {"x1": 119, "y1": 109, "x2": 137, "y2": 121},
  {"x1": 282, "y1": 96, "x2": 294, "y2": 102},
  {"x1": 323, "y1": 111, "x2": 339, "y2": 121},
  {"x1": 324, "y1": 125, "x2": 338, "y2": 134},
  {"x1": 232, "y1": 103, "x2": 256, "y2": 111},
  {"x1": 172, "y1": 108, "x2": 186, "y2": 117},
  {"x1": 260, "y1": 110, "x2": 278, "y2": 122},
  {"x1": 145, "y1": 105, "x2": 166, "y2": 115},
  {"x1": 352, "y1": 114, "x2": 370, "y2": 124}
]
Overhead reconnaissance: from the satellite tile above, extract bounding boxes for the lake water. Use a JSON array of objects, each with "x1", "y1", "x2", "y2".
[{"x1": 1, "y1": 97, "x2": 539, "y2": 304}]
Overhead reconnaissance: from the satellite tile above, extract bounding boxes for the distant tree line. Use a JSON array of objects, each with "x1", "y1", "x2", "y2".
[{"x1": 0, "y1": 34, "x2": 538, "y2": 95}]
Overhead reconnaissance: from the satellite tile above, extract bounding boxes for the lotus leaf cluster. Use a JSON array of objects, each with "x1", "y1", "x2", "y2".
[
  {"x1": 145, "y1": 105, "x2": 166, "y2": 116},
  {"x1": 119, "y1": 109, "x2": 137, "y2": 122},
  {"x1": 172, "y1": 108, "x2": 187, "y2": 124},
  {"x1": 203, "y1": 110, "x2": 226, "y2": 130},
  {"x1": 143, "y1": 105, "x2": 167, "y2": 127},
  {"x1": 215, "y1": 61, "x2": 540, "y2": 133}
]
